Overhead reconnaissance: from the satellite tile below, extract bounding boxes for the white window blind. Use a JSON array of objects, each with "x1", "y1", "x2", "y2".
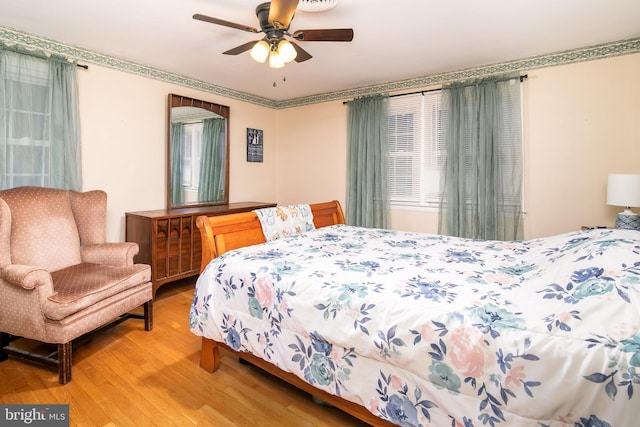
[
  {"x1": 181, "y1": 122, "x2": 203, "y2": 190},
  {"x1": 387, "y1": 82, "x2": 523, "y2": 210},
  {"x1": 4, "y1": 54, "x2": 51, "y2": 188},
  {"x1": 387, "y1": 91, "x2": 444, "y2": 208}
]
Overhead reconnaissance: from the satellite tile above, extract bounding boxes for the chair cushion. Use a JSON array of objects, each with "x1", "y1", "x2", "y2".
[
  {"x1": 43, "y1": 263, "x2": 151, "y2": 321},
  {"x1": 0, "y1": 186, "x2": 82, "y2": 271},
  {"x1": 70, "y1": 190, "x2": 107, "y2": 246}
]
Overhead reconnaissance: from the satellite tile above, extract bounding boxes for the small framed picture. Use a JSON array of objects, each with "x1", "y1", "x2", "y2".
[{"x1": 247, "y1": 128, "x2": 263, "y2": 162}]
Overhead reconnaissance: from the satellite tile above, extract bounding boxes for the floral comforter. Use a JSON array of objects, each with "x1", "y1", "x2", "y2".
[{"x1": 190, "y1": 225, "x2": 640, "y2": 426}]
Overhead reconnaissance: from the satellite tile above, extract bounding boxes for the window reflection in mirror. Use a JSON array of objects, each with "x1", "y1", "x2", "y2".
[{"x1": 168, "y1": 94, "x2": 229, "y2": 208}]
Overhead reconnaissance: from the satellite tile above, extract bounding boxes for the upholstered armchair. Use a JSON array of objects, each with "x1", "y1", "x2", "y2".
[{"x1": 0, "y1": 186, "x2": 153, "y2": 384}]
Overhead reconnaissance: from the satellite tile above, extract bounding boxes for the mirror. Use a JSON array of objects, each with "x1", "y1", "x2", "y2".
[{"x1": 168, "y1": 94, "x2": 230, "y2": 208}]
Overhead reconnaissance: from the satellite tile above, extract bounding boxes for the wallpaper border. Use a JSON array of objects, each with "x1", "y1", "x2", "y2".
[{"x1": 1, "y1": 25, "x2": 638, "y2": 110}]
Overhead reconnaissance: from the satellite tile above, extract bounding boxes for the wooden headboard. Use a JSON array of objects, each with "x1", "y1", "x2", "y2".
[{"x1": 195, "y1": 200, "x2": 345, "y2": 272}]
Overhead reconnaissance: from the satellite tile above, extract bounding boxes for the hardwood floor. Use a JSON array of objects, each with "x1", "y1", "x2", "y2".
[{"x1": 0, "y1": 278, "x2": 372, "y2": 426}]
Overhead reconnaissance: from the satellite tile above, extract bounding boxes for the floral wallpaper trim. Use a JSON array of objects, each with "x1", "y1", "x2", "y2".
[
  {"x1": 0, "y1": 25, "x2": 279, "y2": 109},
  {"x1": 1, "y1": 26, "x2": 638, "y2": 110}
]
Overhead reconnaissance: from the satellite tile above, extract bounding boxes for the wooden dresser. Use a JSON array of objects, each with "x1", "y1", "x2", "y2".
[{"x1": 126, "y1": 202, "x2": 275, "y2": 297}]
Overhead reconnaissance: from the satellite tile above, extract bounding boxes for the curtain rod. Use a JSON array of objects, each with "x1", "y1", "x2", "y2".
[
  {"x1": 343, "y1": 74, "x2": 528, "y2": 105},
  {"x1": 1, "y1": 43, "x2": 88, "y2": 70}
]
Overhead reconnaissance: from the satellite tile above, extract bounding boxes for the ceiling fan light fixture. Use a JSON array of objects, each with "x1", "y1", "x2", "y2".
[
  {"x1": 268, "y1": 51, "x2": 285, "y2": 69},
  {"x1": 249, "y1": 39, "x2": 270, "y2": 63},
  {"x1": 297, "y1": 0, "x2": 338, "y2": 13},
  {"x1": 194, "y1": 2, "x2": 352, "y2": 67},
  {"x1": 277, "y1": 39, "x2": 297, "y2": 63}
]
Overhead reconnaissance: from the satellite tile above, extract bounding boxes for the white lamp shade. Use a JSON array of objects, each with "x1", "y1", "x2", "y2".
[
  {"x1": 250, "y1": 40, "x2": 270, "y2": 63},
  {"x1": 268, "y1": 51, "x2": 285, "y2": 68},
  {"x1": 277, "y1": 40, "x2": 297, "y2": 63},
  {"x1": 607, "y1": 174, "x2": 640, "y2": 207}
]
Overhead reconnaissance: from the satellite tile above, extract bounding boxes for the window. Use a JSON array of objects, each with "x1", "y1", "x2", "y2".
[
  {"x1": 180, "y1": 122, "x2": 203, "y2": 190},
  {"x1": 387, "y1": 91, "x2": 445, "y2": 208},
  {"x1": 0, "y1": 48, "x2": 81, "y2": 190},
  {"x1": 387, "y1": 86, "x2": 523, "y2": 210},
  {"x1": 3, "y1": 54, "x2": 51, "y2": 188}
]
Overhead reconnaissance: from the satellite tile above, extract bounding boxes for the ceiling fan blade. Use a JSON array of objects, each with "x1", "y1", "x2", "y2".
[
  {"x1": 290, "y1": 41, "x2": 313, "y2": 63},
  {"x1": 223, "y1": 41, "x2": 258, "y2": 55},
  {"x1": 292, "y1": 29, "x2": 354, "y2": 42},
  {"x1": 193, "y1": 13, "x2": 259, "y2": 33},
  {"x1": 268, "y1": 0, "x2": 298, "y2": 29}
]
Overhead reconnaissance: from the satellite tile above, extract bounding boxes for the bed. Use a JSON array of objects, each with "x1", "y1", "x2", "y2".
[{"x1": 191, "y1": 200, "x2": 640, "y2": 426}]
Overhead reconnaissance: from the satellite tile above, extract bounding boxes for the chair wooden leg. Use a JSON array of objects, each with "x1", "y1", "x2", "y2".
[
  {"x1": 58, "y1": 342, "x2": 72, "y2": 385},
  {"x1": 0, "y1": 333, "x2": 9, "y2": 362},
  {"x1": 144, "y1": 300, "x2": 153, "y2": 331}
]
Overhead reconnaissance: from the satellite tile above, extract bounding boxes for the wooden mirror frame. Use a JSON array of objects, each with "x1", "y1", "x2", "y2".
[{"x1": 167, "y1": 93, "x2": 230, "y2": 209}]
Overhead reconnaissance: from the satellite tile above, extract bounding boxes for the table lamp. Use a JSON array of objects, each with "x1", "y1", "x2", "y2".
[{"x1": 607, "y1": 174, "x2": 640, "y2": 230}]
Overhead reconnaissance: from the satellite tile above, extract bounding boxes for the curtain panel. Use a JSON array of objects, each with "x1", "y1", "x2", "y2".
[
  {"x1": 170, "y1": 122, "x2": 184, "y2": 205},
  {"x1": 0, "y1": 44, "x2": 81, "y2": 190},
  {"x1": 346, "y1": 94, "x2": 390, "y2": 228},
  {"x1": 438, "y1": 74, "x2": 524, "y2": 241},
  {"x1": 198, "y1": 117, "x2": 225, "y2": 202}
]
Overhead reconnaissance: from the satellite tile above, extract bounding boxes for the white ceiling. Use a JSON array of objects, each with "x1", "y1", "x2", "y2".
[{"x1": 0, "y1": 0, "x2": 639, "y2": 102}]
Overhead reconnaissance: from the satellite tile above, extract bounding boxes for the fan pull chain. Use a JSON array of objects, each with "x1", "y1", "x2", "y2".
[{"x1": 273, "y1": 76, "x2": 287, "y2": 88}]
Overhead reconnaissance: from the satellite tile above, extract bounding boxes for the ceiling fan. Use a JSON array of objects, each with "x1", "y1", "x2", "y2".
[{"x1": 193, "y1": 0, "x2": 354, "y2": 68}]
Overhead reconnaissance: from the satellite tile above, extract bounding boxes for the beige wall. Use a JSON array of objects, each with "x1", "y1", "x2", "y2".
[
  {"x1": 77, "y1": 65, "x2": 277, "y2": 241},
  {"x1": 79, "y1": 53, "x2": 640, "y2": 241},
  {"x1": 275, "y1": 101, "x2": 348, "y2": 206},
  {"x1": 524, "y1": 53, "x2": 640, "y2": 237},
  {"x1": 277, "y1": 53, "x2": 640, "y2": 238}
]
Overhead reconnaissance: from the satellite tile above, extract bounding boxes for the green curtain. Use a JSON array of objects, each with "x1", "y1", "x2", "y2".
[
  {"x1": 0, "y1": 45, "x2": 82, "y2": 190},
  {"x1": 170, "y1": 122, "x2": 184, "y2": 205},
  {"x1": 346, "y1": 94, "x2": 390, "y2": 228},
  {"x1": 438, "y1": 74, "x2": 523, "y2": 241},
  {"x1": 198, "y1": 117, "x2": 225, "y2": 202},
  {"x1": 49, "y1": 60, "x2": 82, "y2": 189}
]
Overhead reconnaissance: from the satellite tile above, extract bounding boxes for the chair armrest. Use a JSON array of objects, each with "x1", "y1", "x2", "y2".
[
  {"x1": 81, "y1": 242, "x2": 140, "y2": 266},
  {"x1": 0, "y1": 264, "x2": 53, "y2": 290}
]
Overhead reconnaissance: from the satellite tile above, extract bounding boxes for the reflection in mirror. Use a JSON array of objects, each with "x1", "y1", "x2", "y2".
[{"x1": 168, "y1": 94, "x2": 230, "y2": 208}]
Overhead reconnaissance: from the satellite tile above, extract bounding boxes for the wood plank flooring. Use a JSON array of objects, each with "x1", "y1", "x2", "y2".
[{"x1": 0, "y1": 278, "x2": 372, "y2": 426}]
